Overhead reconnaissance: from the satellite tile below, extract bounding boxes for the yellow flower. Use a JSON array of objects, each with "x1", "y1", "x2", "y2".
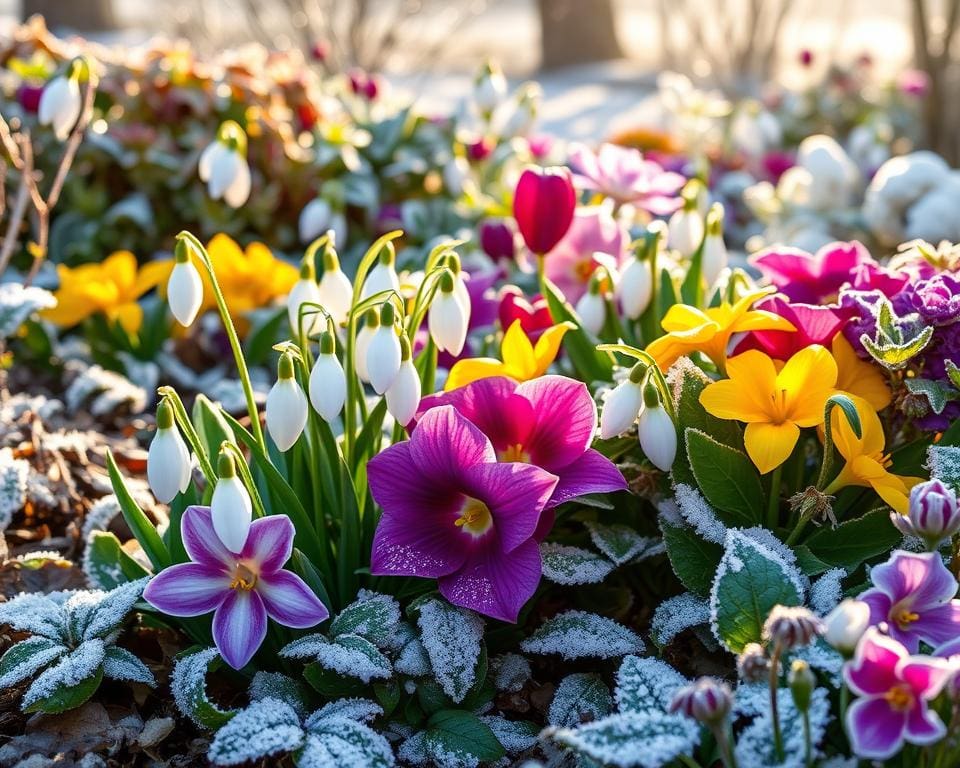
[
  {"x1": 824, "y1": 395, "x2": 922, "y2": 514},
  {"x1": 699, "y1": 345, "x2": 838, "y2": 474},
  {"x1": 43, "y1": 251, "x2": 171, "y2": 335},
  {"x1": 444, "y1": 319, "x2": 573, "y2": 391},
  {"x1": 831, "y1": 333, "x2": 892, "y2": 411},
  {"x1": 646, "y1": 287, "x2": 795, "y2": 373}
]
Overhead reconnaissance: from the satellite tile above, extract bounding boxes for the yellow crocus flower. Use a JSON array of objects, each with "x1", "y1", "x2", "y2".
[
  {"x1": 646, "y1": 287, "x2": 795, "y2": 373},
  {"x1": 699, "y1": 345, "x2": 838, "y2": 474},
  {"x1": 444, "y1": 319, "x2": 573, "y2": 391},
  {"x1": 824, "y1": 395, "x2": 922, "y2": 514},
  {"x1": 831, "y1": 333, "x2": 892, "y2": 411},
  {"x1": 43, "y1": 250, "x2": 172, "y2": 335}
]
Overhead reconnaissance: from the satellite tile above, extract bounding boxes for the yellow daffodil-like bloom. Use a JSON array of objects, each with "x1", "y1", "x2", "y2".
[
  {"x1": 444, "y1": 319, "x2": 573, "y2": 391},
  {"x1": 832, "y1": 334, "x2": 892, "y2": 411},
  {"x1": 646, "y1": 287, "x2": 795, "y2": 373},
  {"x1": 43, "y1": 251, "x2": 172, "y2": 335},
  {"x1": 699, "y1": 345, "x2": 838, "y2": 474},
  {"x1": 824, "y1": 395, "x2": 922, "y2": 514}
]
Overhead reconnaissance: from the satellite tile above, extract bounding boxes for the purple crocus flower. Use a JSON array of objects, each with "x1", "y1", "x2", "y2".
[
  {"x1": 844, "y1": 628, "x2": 952, "y2": 760},
  {"x1": 901, "y1": 272, "x2": 960, "y2": 326},
  {"x1": 752, "y1": 240, "x2": 874, "y2": 304},
  {"x1": 368, "y1": 405, "x2": 558, "y2": 622},
  {"x1": 143, "y1": 506, "x2": 329, "y2": 669},
  {"x1": 419, "y1": 375, "x2": 627, "y2": 518},
  {"x1": 859, "y1": 550, "x2": 960, "y2": 653}
]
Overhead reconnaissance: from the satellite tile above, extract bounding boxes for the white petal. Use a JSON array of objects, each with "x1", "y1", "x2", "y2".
[
  {"x1": 317, "y1": 269, "x2": 353, "y2": 326},
  {"x1": 618, "y1": 257, "x2": 652, "y2": 320},
  {"x1": 223, "y1": 157, "x2": 251, "y2": 208},
  {"x1": 701, "y1": 235, "x2": 728, "y2": 288},
  {"x1": 210, "y1": 476, "x2": 253, "y2": 553},
  {"x1": 39, "y1": 77, "x2": 81, "y2": 141},
  {"x1": 366, "y1": 326, "x2": 402, "y2": 394},
  {"x1": 638, "y1": 405, "x2": 677, "y2": 472},
  {"x1": 168, "y1": 261, "x2": 204, "y2": 327},
  {"x1": 575, "y1": 293, "x2": 606, "y2": 336},
  {"x1": 386, "y1": 360, "x2": 421, "y2": 426},
  {"x1": 198, "y1": 141, "x2": 221, "y2": 181},
  {"x1": 354, "y1": 326, "x2": 373, "y2": 382},
  {"x1": 600, "y1": 381, "x2": 643, "y2": 439},
  {"x1": 147, "y1": 428, "x2": 192, "y2": 503},
  {"x1": 309, "y1": 353, "x2": 347, "y2": 422},
  {"x1": 299, "y1": 198, "x2": 333, "y2": 244},
  {"x1": 287, "y1": 279, "x2": 323, "y2": 335},
  {"x1": 266, "y1": 379, "x2": 308, "y2": 452},
  {"x1": 667, "y1": 210, "x2": 704, "y2": 257},
  {"x1": 428, "y1": 292, "x2": 468, "y2": 355},
  {"x1": 361, "y1": 264, "x2": 400, "y2": 300}
]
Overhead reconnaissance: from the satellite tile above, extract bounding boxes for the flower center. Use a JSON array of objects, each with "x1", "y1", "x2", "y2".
[
  {"x1": 455, "y1": 497, "x2": 493, "y2": 536},
  {"x1": 894, "y1": 607, "x2": 920, "y2": 630},
  {"x1": 575, "y1": 259, "x2": 595, "y2": 284},
  {"x1": 229, "y1": 563, "x2": 258, "y2": 591},
  {"x1": 499, "y1": 443, "x2": 531, "y2": 463},
  {"x1": 769, "y1": 387, "x2": 789, "y2": 424},
  {"x1": 883, "y1": 684, "x2": 914, "y2": 712}
]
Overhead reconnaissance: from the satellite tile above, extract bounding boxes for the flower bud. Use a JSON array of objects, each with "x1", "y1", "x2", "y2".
[
  {"x1": 361, "y1": 249, "x2": 400, "y2": 301},
  {"x1": 575, "y1": 275, "x2": 607, "y2": 336},
  {"x1": 299, "y1": 197, "x2": 347, "y2": 246},
  {"x1": 479, "y1": 219, "x2": 516, "y2": 263},
  {"x1": 147, "y1": 399, "x2": 192, "y2": 504},
  {"x1": 313, "y1": 241, "x2": 353, "y2": 327},
  {"x1": 428, "y1": 273, "x2": 469, "y2": 356},
  {"x1": 355, "y1": 309, "x2": 379, "y2": 382},
  {"x1": 168, "y1": 240, "x2": 204, "y2": 327},
  {"x1": 512, "y1": 166, "x2": 576, "y2": 256},
  {"x1": 667, "y1": 183, "x2": 704, "y2": 258},
  {"x1": 309, "y1": 332, "x2": 346, "y2": 422},
  {"x1": 736, "y1": 642, "x2": 770, "y2": 683},
  {"x1": 266, "y1": 353, "x2": 308, "y2": 452},
  {"x1": 701, "y1": 205, "x2": 728, "y2": 288},
  {"x1": 199, "y1": 121, "x2": 251, "y2": 208},
  {"x1": 669, "y1": 677, "x2": 733, "y2": 725},
  {"x1": 38, "y1": 66, "x2": 82, "y2": 141},
  {"x1": 618, "y1": 256, "x2": 652, "y2": 320},
  {"x1": 762, "y1": 605, "x2": 824, "y2": 650},
  {"x1": 367, "y1": 303, "x2": 402, "y2": 394},
  {"x1": 637, "y1": 384, "x2": 676, "y2": 472},
  {"x1": 892, "y1": 479, "x2": 960, "y2": 550},
  {"x1": 287, "y1": 261, "x2": 323, "y2": 337},
  {"x1": 474, "y1": 60, "x2": 507, "y2": 116},
  {"x1": 822, "y1": 598, "x2": 871, "y2": 656},
  {"x1": 386, "y1": 337, "x2": 421, "y2": 427},
  {"x1": 443, "y1": 156, "x2": 471, "y2": 197},
  {"x1": 211, "y1": 452, "x2": 253, "y2": 553},
  {"x1": 600, "y1": 366, "x2": 645, "y2": 439},
  {"x1": 788, "y1": 660, "x2": 816, "y2": 714}
]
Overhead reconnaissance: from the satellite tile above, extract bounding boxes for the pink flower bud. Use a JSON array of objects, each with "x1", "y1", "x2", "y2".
[
  {"x1": 479, "y1": 219, "x2": 516, "y2": 263},
  {"x1": 512, "y1": 166, "x2": 576, "y2": 256},
  {"x1": 669, "y1": 677, "x2": 733, "y2": 725},
  {"x1": 892, "y1": 479, "x2": 960, "y2": 550}
]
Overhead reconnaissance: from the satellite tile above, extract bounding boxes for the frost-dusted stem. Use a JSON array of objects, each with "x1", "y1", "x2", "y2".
[
  {"x1": 709, "y1": 722, "x2": 739, "y2": 768},
  {"x1": 177, "y1": 231, "x2": 266, "y2": 453},
  {"x1": 769, "y1": 642, "x2": 785, "y2": 762}
]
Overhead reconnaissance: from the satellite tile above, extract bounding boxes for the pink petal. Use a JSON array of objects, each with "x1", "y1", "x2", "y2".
[
  {"x1": 846, "y1": 696, "x2": 907, "y2": 760},
  {"x1": 143, "y1": 563, "x2": 229, "y2": 616},
  {"x1": 182, "y1": 506, "x2": 235, "y2": 568},
  {"x1": 898, "y1": 656, "x2": 954, "y2": 699},
  {"x1": 516, "y1": 375, "x2": 597, "y2": 471},
  {"x1": 213, "y1": 589, "x2": 268, "y2": 669},
  {"x1": 409, "y1": 405, "x2": 496, "y2": 481},
  {"x1": 845, "y1": 629, "x2": 906, "y2": 696},
  {"x1": 546, "y1": 448, "x2": 627, "y2": 508},
  {"x1": 904, "y1": 700, "x2": 947, "y2": 745},
  {"x1": 257, "y1": 570, "x2": 329, "y2": 628},
  {"x1": 240, "y1": 515, "x2": 295, "y2": 573}
]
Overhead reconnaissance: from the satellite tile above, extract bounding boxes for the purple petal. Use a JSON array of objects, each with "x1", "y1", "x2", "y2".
[
  {"x1": 844, "y1": 630, "x2": 905, "y2": 696},
  {"x1": 904, "y1": 701, "x2": 947, "y2": 745},
  {"x1": 182, "y1": 506, "x2": 235, "y2": 568},
  {"x1": 910, "y1": 601, "x2": 960, "y2": 650},
  {"x1": 439, "y1": 538, "x2": 541, "y2": 623},
  {"x1": 870, "y1": 552, "x2": 958, "y2": 607},
  {"x1": 846, "y1": 696, "x2": 907, "y2": 760},
  {"x1": 934, "y1": 636, "x2": 960, "y2": 658},
  {"x1": 898, "y1": 656, "x2": 954, "y2": 699},
  {"x1": 409, "y1": 405, "x2": 495, "y2": 482},
  {"x1": 860, "y1": 589, "x2": 892, "y2": 628},
  {"x1": 516, "y1": 376, "x2": 597, "y2": 471},
  {"x1": 213, "y1": 589, "x2": 268, "y2": 669},
  {"x1": 461, "y1": 462, "x2": 557, "y2": 553},
  {"x1": 546, "y1": 448, "x2": 627, "y2": 508},
  {"x1": 257, "y1": 570, "x2": 329, "y2": 628},
  {"x1": 240, "y1": 515, "x2": 295, "y2": 573},
  {"x1": 143, "y1": 563, "x2": 229, "y2": 616}
]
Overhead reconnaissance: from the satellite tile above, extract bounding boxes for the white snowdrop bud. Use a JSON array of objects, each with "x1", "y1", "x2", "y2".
[
  {"x1": 822, "y1": 599, "x2": 871, "y2": 656},
  {"x1": 168, "y1": 239, "x2": 204, "y2": 327},
  {"x1": 575, "y1": 274, "x2": 607, "y2": 336},
  {"x1": 309, "y1": 332, "x2": 347, "y2": 422},
  {"x1": 210, "y1": 452, "x2": 253, "y2": 553},
  {"x1": 428, "y1": 272, "x2": 469, "y2": 356},
  {"x1": 600, "y1": 365, "x2": 645, "y2": 439},
  {"x1": 39, "y1": 64, "x2": 83, "y2": 142},
  {"x1": 287, "y1": 259, "x2": 323, "y2": 336},
  {"x1": 445, "y1": 254, "x2": 473, "y2": 327},
  {"x1": 199, "y1": 121, "x2": 251, "y2": 209},
  {"x1": 474, "y1": 60, "x2": 507, "y2": 115},
  {"x1": 299, "y1": 197, "x2": 340, "y2": 245},
  {"x1": 668, "y1": 182, "x2": 705, "y2": 258},
  {"x1": 443, "y1": 156, "x2": 471, "y2": 197},
  {"x1": 355, "y1": 308, "x2": 378, "y2": 382},
  {"x1": 361, "y1": 249, "x2": 400, "y2": 301},
  {"x1": 316, "y1": 242, "x2": 353, "y2": 326},
  {"x1": 638, "y1": 383, "x2": 677, "y2": 472},
  {"x1": 147, "y1": 399, "x2": 192, "y2": 504},
  {"x1": 701, "y1": 203, "x2": 728, "y2": 288},
  {"x1": 367, "y1": 303, "x2": 402, "y2": 394},
  {"x1": 386, "y1": 337, "x2": 421, "y2": 427},
  {"x1": 618, "y1": 255, "x2": 653, "y2": 320},
  {"x1": 265, "y1": 352, "x2": 308, "y2": 452}
]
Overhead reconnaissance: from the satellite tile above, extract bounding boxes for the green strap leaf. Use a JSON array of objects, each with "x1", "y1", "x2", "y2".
[{"x1": 105, "y1": 449, "x2": 168, "y2": 571}]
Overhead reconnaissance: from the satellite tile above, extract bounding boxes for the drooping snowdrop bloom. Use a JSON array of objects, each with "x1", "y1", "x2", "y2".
[
  {"x1": 443, "y1": 155, "x2": 472, "y2": 197},
  {"x1": 599, "y1": 366, "x2": 645, "y2": 439},
  {"x1": 823, "y1": 598, "x2": 871, "y2": 656},
  {"x1": 147, "y1": 399, "x2": 192, "y2": 504},
  {"x1": 167, "y1": 239, "x2": 204, "y2": 327},
  {"x1": 637, "y1": 383, "x2": 677, "y2": 472},
  {"x1": 199, "y1": 121, "x2": 251, "y2": 209},
  {"x1": 667, "y1": 182, "x2": 705, "y2": 257},
  {"x1": 444, "y1": 253, "x2": 472, "y2": 327},
  {"x1": 701, "y1": 203, "x2": 728, "y2": 288},
  {"x1": 386, "y1": 337, "x2": 421, "y2": 428},
  {"x1": 265, "y1": 352, "x2": 308, "y2": 452},
  {"x1": 575, "y1": 272, "x2": 607, "y2": 336},
  {"x1": 473, "y1": 59, "x2": 507, "y2": 117},
  {"x1": 299, "y1": 197, "x2": 347, "y2": 246},
  {"x1": 286, "y1": 258, "x2": 322, "y2": 337},
  {"x1": 428, "y1": 272, "x2": 469, "y2": 356},
  {"x1": 354, "y1": 308, "x2": 378, "y2": 382},
  {"x1": 316, "y1": 239, "x2": 353, "y2": 327},
  {"x1": 367, "y1": 303, "x2": 402, "y2": 394},
  {"x1": 38, "y1": 62, "x2": 83, "y2": 142},
  {"x1": 361, "y1": 248, "x2": 400, "y2": 301},
  {"x1": 309, "y1": 331, "x2": 347, "y2": 422},
  {"x1": 210, "y1": 452, "x2": 253, "y2": 554},
  {"x1": 143, "y1": 507, "x2": 328, "y2": 669},
  {"x1": 618, "y1": 254, "x2": 653, "y2": 320}
]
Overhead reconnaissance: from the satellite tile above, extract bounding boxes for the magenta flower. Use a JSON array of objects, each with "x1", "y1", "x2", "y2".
[
  {"x1": 544, "y1": 206, "x2": 627, "y2": 302},
  {"x1": 844, "y1": 629, "x2": 952, "y2": 760},
  {"x1": 733, "y1": 296, "x2": 846, "y2": 360},
  {"x1": 567, "y1": 142, "x2": 685, "y2": 214},
  {"x1": 497, "y1": 286, "x2": 554, "y2": 342},
  {"x1": 860, "y1": 551, "x2": 960, "y2": 653},
  {"x1": 479, "y1": 219, "x2": 517, "y2": 263},
  {"x1": 143, "y1": 506, "x2": 329, "y2": 669},
  {"x1": 751, "y1": 240, "x2": 874, "y2": 304},
  {"x1": 419, "y1": 375, "x2": 626, "y2": 517},
  {"x1": 513, "y1": 166, "x2": 576, "y2": 256},
  {"x1": 368, "y1": 405, "x2": 558, "y2": 622}
]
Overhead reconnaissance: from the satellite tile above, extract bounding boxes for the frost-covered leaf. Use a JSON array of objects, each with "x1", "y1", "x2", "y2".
[
  {"x1": 0, "y1": 636, "x2": 65, "y2": 688},
  {"x1": 734, "y1": 686, "x2": 831, "y2": 768},
  {"x1": 615, "y1": 656, "x2": 688, "y2": 715},
  {"x1": 424, "y1": 710, "x2": 505, "y2": 766},
  {"x1": 480, "y1": 715, "x2": 539, "y2": 754},
  {"x1": 415, "y1": 598, "x2": 485, "y2": 703},
  {"x1": 303, "y1": 634, "x2": 392, "y2": 683},
  {"x1": 521, "y1": 611, "x2": 644, "y2": 660},
  {"x1": 548, "y1": 673, "x2": 613, "y2": 727},
  {"x1": 710, "y1": 530, "x2": 804, "y2": 653},
  {"x1": 281, "y1": 633, "x2": 329, "y2": 659},
  {"x1": 307, "y1": 698, "x2": 383, "y2": 727},
  {"x1": 928, "y1": 445, "x2": 960, "y2": 489},
  {"x1": 0, "y1": 447, "x2": 28, "y2": 531},
  {"x1": 659, "y1": 517, "x2": 723, "y2": 597},
  {"x1": 209, "y1": 698, "x2": 304, "y2": 766},
  {"x1": 395, "y1": 637, "x2": 431, "y2": 678},
  {"x1": 22, "y1": 638, "x2": 105, "y2": 712},
  {"x1": 650, "y1": 593, "x2": 710, "y2": 646},
  {"x1": 904, "y1": 377, "x2": 957, "y2": 415},
  {"x1": 685, "y1": 429, "x2": 764, "y2": 527},
  {"x1": 673, "y1": 484, "x2": 726, "y2": 544},
  {"x1": 101, "y1": 646, "x2": 155, "y2": 685},
  {"x1": 330, "y1": 590, "x2": 401, "y2": 646},
  {"x1": 540, "y1": 543, "x2": 615, "y2": 585},
  {"x1": 550, "y1": 711, "x2": 700, "y2": 768},
  {"x1": 792, "y1": 641, "x2": 844, "y2": 688},
  {"x1": 585, "y1": 523, "x2": 660, "y2": 565},
  {"x1": 171, "y1": 647, "x2": 237, "y2": 729},
  {"x1": 64, "y1": 363, "x2": 147, "y2": 417},
  {"x1": 66, "y1": 577, "x2": 149, "y2": 641},
  {"x1": 808, "y1": 568, "x2": 845, "y2": 616},
  {"x1": 299, "y1": 716, "x2": 395, "y2": 768},
  {"x1": 249, "y1": 671, "x2": 309, "y2": 718},
  {"x1": 0, "y1": 283, "x2": 55, "y2": 338},
  {"x1": 491, "y1": 653, "x2": 531, "y2": 693},
  {"x1": 0, "y1": 591, "x2": 65, "y2": 639}
]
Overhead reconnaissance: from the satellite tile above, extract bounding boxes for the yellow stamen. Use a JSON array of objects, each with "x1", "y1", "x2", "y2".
[
  {"x1": 895, "y1": 608, "x2": 920, "y2": 630},
  {"x1": 884, "y1": 684, "x2": 914, "y2": 712},
  {"x1": 454, "y1": 497, "x2": 493, "y2": 536},
  {"x1": 229, "y1": 563, "x2": 258, "y2": 591},
  {"x1": 499, "y1": 443, "x2": 530, "y2": 463}
]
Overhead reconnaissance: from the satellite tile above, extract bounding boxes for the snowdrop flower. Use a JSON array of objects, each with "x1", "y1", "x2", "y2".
[
  {"x1": 822, "y1": 598, "x2": 871, "y2": 656},
  {"x1": 167, "y1": 239, "x2": 204, "y2": 327},
  {"x1": 794, "y1": 134, "x2": 859, "y2": 211},
  {"x1": 354, "y1": 308, "x2": 378, "y2": 382},
  {"x1": 147, "y1": 399, "x2": 191, "y2": 504},
  {"x1": 497, "y1": 81, "x2": 541, "y2": 139},
  {"x1": 210, "y1": 452, "x2": 253, "y2": 553},
  {"x1": 473, "y1": 60, "x2": 507, "y2": 117},
  {"x1": 386, "y1": 336, "x2": 421, "y2": 427},
  {"x1": 443, "y1": 155, "x2": 472, "y2": 197},
  {"x1": 575, "y1": 272, "x2": 607, "y2": 336},
  {"x1": 637, "y1": 383, "x2": 676, "y2": 471},
  {"x1": 299, "y1": 197, "x2": 347, "y2": 246},
  {"x1": 367, "y1": 303, "x2": 402, "y2": 394},
  {"x1": 667, "y1": 182, "x2": 704, "y2": 257},
  {"x1": 600, "y1": 365, "x2": 645, "y2": 439},
  {"x1": 701, "y1": 203, "x2": 728, "y2": 288},
  {"x1": 361, "y1": 248, "x2": 400, "y2": 301},
  {"x1": 286, "y1": 258, "x2": 322, "y2": 337},
  {"x1": 618, "y1": 254, "x2": 653, "y2": 320},
  {"x1": 199, "y1": 121, "x2": 251, "y2": 209},
  {"x1": 444, "y1": 253, "x2": 472, "y2": 328},
  {"x1": 316, "y1": 238, "x2": 354, "y2": 326},
  {"x1": 428, "y1": 272, "x2": 468, "y2": 356},
  {"x1": 309, "y1": 331, "x2": 346, "y2": 422},
  {"x1": 265, "y1": 352, "x2": 308, "y2": 452},
  {"x1": 38, "y1": 61, "x2": 82, "y2": 142}
]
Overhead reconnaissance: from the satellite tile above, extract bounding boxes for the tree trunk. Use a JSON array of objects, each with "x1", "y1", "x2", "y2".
[
  {"x1": 537, "y1": 0, "x2": 624, "y2": 70},
  {"x1": 22, "y1": 0, "x2": 117, "y2": 31}
]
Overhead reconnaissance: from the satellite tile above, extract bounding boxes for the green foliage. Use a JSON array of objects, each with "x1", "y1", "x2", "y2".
[{"x1": 685, "y1": 428, "x2": 764, "y2": 527}]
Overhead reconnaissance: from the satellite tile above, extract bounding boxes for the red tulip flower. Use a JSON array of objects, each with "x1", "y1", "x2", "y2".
[{"x1": 512, "y1": 166, "x2": 576, "y2": 256}]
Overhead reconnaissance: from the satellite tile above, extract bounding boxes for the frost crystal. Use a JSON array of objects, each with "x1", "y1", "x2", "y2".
[
  {"x1": 927, "y1": 445, "x2": 960, "y2": 487},
  {"x1": 102, "y1": 646, "x2": 155, "y2": 685},
  {"x1": 0, "y1": 447, "x2": 28, "y2": 530},
  {"x1": 0, "y1": 637, "x2": 66, "y2": 688},
  {"x1": 615, "y1": 656, "x2": 689, "y2": 715},
  {"x1": 480, "y1": 716, "x2": 538, "y2": 754},
  {"x1": 172, "y1": 647, "x2": 235, "y2": 728},
  {"x1": 284, "y1": 634, "x2": 392, "y2": 683},
  {"x1": 520, "y1": 611, "x2": 645, "y2": 660},
  {"x1": 792, "y1": 641, "x2": 844, "y2": 687},
  {"x1": 808, "y1": 568, "x2": 845, "y2": 616},
  {"x1": 734, "y1": 686, "x2": 831, "y2": 768},
  {"x1": 673, "y1": 484, "x2": 726, "y2": 544},
  {"x1": 550, "y1": 711, "x2": 699, "y2": 768},
  {"x1": 416, "y1": 598, "x2": 485, "y2": 702},
  {"x1": 0, "y1": 592, "x2": 65, "y2": 638},
  {"x1": 650, "y1": 594, "x2": 710, "y2": 646},
  {"x1": 249, "y1": 672, "x2": 308, "y2": 717},
  {"x1": 208, "y1": 698, "x2": 304, "y2": 766},
  {"x1": 22, "y1": 638, "x2": 105, "y2": 709},
  {"x1": 394, "y1": 637, "x2": 432, "y2": 677},
  {"x1": 540, "y1": 543, "x2": 615, "y2": 584},
  {"x1": 585, "y1": 522, "x2": 662, "y2": 565},
  {"x1": 740, "y1": 527, "x2": 805, "y2": 590},
  {"x1": 81, "y1": 495, "x2": 121, "y2": 541},
  {"x1": 307, "y1": 698, "x2": 383, "y2": 726},
  {"x1": 491, "y1": 653, "x2": 532, "y2": 693},
  {"x1": 0, "y1": 282, "x2": 56, "y2": 338},
  {"x1": 548, "y1": 673, "x2": 613, "y2": 727},
  {"x1": 300, "y1": 715, "x2": 394, "y2": 767},
  {"x1": 330, "y1": 590, "x2": 401, "y2": 646},
  {"x1": 64, "y1": 363, "x2": 147, "y2": 417}
]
